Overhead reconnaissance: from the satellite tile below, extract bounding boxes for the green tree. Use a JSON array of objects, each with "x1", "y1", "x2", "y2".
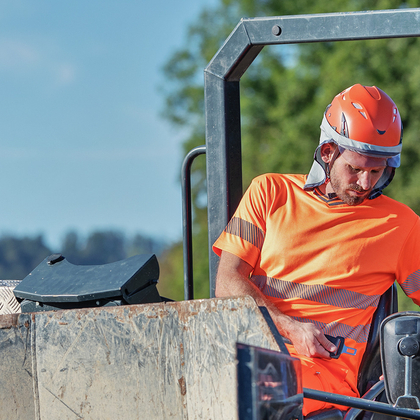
[
  {"x1": 127, "y1": 233, "x2": 166, "y2": 257},
  {"x1": 159, "y1": 0, "x2": 420, "y2": 309},
  {"x1": 61, "y1": 230, "x2": 126, "y2": 265},
  {"x1": 61, "y1": 230, "x2": 166, "y2": 266},
  {"x1": 0, "y1": 230, "x2": 171, "y2": 301},
  {"x1": 61, "y1": 230, "x2": 81, "y2": 263},
  {"x1": 0, "y1": 235, "x2": 51, "y2": 280}
]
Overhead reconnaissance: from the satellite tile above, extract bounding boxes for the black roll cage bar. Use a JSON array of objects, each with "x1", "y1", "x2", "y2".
[{"x1": 204, "y1": 8, "x2": 420, "y2": 297}]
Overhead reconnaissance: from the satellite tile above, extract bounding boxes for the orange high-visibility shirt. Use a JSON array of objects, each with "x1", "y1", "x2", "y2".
[{"x1": 213, "y1": 173, "x2": 420, "y2": 413}]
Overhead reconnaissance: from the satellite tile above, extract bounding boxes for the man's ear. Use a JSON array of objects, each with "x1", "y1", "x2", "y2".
[{"x1": 320, "y1": 143, "x2": 337, "y2": 164}]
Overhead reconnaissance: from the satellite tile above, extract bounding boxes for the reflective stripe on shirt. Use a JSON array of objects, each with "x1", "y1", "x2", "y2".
[
  {"x1": 251, "y1": 275, "x2": 380, "y2": 310},
  {"x1": 224, "y1": 216, "x2": 265, "y2": 250},
  {"x1": 291, "y1": 316, "x2": 371, "y2": 344},
  {"x1": 401, "y1": 269, "x2": 420, "y2": 295}
]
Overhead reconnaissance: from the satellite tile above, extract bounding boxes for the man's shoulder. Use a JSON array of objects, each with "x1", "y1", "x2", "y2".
[
  {"x1": 378, "y1": 194, "x2": 420, "y2": 220},
  {"x1": 252, "y1": 173, "x2": 306, "y2": 188}
]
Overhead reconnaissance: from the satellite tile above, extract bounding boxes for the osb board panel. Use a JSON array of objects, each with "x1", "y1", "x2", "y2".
[
  {"x1": 0, "y1": 313, "x2": 37, "y2": 420},
  {"x1": 1, "y1": 297, "x2": 282, "y2": 420}
]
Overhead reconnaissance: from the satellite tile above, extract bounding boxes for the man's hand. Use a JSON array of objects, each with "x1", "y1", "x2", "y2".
[{"x1": 285, "y1": 320, "x2": 337, "y2": 359}]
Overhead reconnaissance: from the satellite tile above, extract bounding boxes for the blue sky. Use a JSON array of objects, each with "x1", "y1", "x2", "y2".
[{"x1": 0, "y1": 0, "x2": 216, "y2": 250}]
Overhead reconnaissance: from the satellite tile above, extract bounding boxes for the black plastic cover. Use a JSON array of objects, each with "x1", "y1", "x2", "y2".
[
  {"x1": 380, "y1": 311, "x2": 420, "y2": 406},
  {"x1": 13, "y1": 253, "x2": 160, "y2": 304}
]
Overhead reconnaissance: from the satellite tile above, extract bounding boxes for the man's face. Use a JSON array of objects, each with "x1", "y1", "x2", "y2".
[{"x1": 327, "y1": 148, "x2": 387, "y2": 206}]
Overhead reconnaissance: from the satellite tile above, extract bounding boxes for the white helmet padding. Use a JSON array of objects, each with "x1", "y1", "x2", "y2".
[{"x1": 304, "y1": 114, "x2": 402, "y2": 199}]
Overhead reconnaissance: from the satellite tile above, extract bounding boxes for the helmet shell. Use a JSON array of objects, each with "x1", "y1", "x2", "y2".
[
  {"x1": 304, "y1": 84, "x2": 403, "y2": 199},
  {"x1": 325, "y1": 84, "x2": 402, "y2": 147}
]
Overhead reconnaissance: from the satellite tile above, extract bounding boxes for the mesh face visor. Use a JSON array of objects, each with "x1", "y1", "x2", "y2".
[{"x1": 304, "y1": 114, "x2": 402, "y2": 199}]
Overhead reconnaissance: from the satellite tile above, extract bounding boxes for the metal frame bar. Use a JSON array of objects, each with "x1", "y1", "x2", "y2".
[
  {"x1": 182, "y1": 145, "x2": 206, "y2": 300},
  {"x1": 344, "y1": 381, "x2": 385, "y2": 420},
  {"x1": 304, "y1": 388, "x2": 420, "y2": 420},
  {"x1": 205, "y1": 8, "x2": 420, "y2": 296}
]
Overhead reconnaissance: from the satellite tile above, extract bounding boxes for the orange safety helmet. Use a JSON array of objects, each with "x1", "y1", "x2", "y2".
[
  {"x1": 304, "y1": 84, "x2": 403, "y2": 199},
  {"x1": 325, "y1": 84, "x2": 402, "y2": 149}
]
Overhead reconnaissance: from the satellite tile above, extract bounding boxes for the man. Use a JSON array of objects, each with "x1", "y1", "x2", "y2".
[{"x1": 213, "y1": 84, "x2": 420, "y2": 416}]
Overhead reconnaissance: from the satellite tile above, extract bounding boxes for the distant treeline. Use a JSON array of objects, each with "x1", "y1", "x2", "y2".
[{"x1": 0, "y1": 231, "x2": 167, "y2": 280}]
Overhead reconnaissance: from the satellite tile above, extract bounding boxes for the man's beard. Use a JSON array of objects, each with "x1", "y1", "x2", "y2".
[{"x1": 329, "y1": 167, "x2": 370, "y2": 206}]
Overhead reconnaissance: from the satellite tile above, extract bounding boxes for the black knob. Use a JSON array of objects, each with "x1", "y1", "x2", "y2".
[
  {"x1": 398, "y1": 336, "x2": 419, "y2": 357},
  {"x1": 47, "y1": 253, "x2": 65, "y2": 265}
]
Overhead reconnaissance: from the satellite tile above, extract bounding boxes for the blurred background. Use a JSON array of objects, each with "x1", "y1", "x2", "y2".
[
  {"x1": 1, "y1": 0, "x2": 419, "y2": 310},
  {"x1": 0, "y1": 1, "x2": 212, "y2": 284}
]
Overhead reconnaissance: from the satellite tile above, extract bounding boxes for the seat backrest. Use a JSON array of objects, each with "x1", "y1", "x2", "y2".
[{"x1": 357, "y1": 283, "x2": 398, "y2": 395}]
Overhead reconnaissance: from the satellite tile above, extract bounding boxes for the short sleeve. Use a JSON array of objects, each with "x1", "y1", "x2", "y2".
[
  {"x1": 396, "y1": 217, "x2": 420, "y2": 306},
  {"x1": 213, "y1": 175, "x2": 270, "y2": 268}
]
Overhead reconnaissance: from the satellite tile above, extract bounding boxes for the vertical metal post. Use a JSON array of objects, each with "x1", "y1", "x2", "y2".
[{"x1": 205, "y1": 74, "x2": 243, "y2": 297}]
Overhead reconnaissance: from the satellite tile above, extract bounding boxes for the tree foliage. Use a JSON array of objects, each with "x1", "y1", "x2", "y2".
[
  {"x1": 0, "y1": 230, "x2": 166, "y2": 282},
  {"x1": 0, "y1": 235, "x2": 51, "y2": 280},
  {"x1": 160, "y1": 0, "x2": 420, "y2": 309},
  {"x1": 60, "y1": 230, "x2": 166, "y2": 266}
]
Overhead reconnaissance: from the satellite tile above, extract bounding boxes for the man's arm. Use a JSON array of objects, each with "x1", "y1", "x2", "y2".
[{"x1": 215, "y1": 250, "x2": 336, "y2": 359}]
